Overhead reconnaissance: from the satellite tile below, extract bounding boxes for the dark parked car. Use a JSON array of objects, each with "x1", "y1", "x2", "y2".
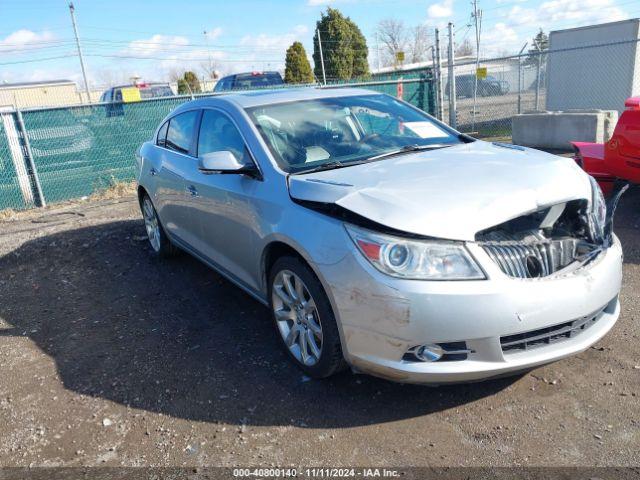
[
  {"x1": 446, "y1": 74, "x2": 509, "y2": 98},
  {"x1": 213, "y1": 71, "x2": 284, "y2": 92}
]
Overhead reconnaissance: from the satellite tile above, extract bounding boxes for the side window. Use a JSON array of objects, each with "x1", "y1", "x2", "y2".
[
  {"x1": 114, "y1": 89, "x2": 122, "y2": 102},
  {"x1": 197, "y1": 109, "x2": 251, "y2": 164},
  {"x1": 166, "y1": 111, "x2": 199, "y2": 155},
  {"x1": 156, "y1": 121, "x2": 169, "y2": 147}
]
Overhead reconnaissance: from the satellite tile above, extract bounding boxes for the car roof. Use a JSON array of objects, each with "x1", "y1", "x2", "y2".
[{"x1": 175, "y1": 87, "x2": 382, "y2": 111}]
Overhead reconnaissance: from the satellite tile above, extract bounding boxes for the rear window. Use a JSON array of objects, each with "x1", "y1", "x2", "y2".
[
  {"x1": 233, "y1": 73, "x2": 283, "y2": 90},
  {"x1": 165, "y1": 111, "x2": 199, "y2": 154},
  {"x1": 140, "y1": 85, "x2": 173, "y2": 99}
]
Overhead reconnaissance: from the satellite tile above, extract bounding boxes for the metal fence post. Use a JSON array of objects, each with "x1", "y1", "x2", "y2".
[
  {"x1": 517, "y1": 42, "x2": 527, "y2": 114},
  {"x1": 15, "y1": 110, "x2": 46, "y2": 207},
  {"x1": 447, "y1": 22, "x2": 457, "y2": 129},
  {"x1": 434, "y1": 28, "x2": 444, "y2": 121},
  {"x1": 534, "y1": 44, "x2": 542, "y2": 110}
]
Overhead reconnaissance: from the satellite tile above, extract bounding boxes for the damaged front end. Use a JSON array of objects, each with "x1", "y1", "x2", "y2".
[{"x1": 476, "y1": 179, "x2": 628, "y2": 279}]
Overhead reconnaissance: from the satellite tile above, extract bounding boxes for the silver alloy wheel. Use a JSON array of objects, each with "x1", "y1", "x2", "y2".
[
  {"x1": 142, "y1": 197, "x2": 161, "y2": 252},
  {"x1": 272, "y1": 269, "x2": 323, "y2": 366}
]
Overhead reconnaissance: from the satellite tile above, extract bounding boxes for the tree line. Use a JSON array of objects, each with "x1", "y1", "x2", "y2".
[{"x1": 174, "y1": 8, "x2": 550, "y2": 91}]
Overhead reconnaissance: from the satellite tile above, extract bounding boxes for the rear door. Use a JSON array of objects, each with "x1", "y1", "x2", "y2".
[{"x1": 153, "y1": 109, "x2": 201, "y2": 245}]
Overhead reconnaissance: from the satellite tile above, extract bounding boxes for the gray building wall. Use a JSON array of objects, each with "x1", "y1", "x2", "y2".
[{"x1": 546, "y1": 19, "x2": 640, "y2": 113}]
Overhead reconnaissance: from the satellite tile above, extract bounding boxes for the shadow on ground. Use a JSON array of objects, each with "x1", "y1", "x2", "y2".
[
  {"x1": 2, "y1": 188, "x2": 637, "y2": 428},
  {"x1": 0, "y1": 218, "x2": 519, "y2": 428}
]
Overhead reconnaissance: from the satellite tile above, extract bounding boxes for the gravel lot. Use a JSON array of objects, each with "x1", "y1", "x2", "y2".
[{"x1": 0, "y1": 185, "x2": 639, "y2": 469}]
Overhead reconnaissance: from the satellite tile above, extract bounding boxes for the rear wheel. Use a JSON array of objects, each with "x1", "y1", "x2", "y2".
[
  {"x1": 269, "y1": 256, "x2": 346, "y2": 378},
  {"x1": 141, "y1": 194, "x2": 177, "y2": 258}
]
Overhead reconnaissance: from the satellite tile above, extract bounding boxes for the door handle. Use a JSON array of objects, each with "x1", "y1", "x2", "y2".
[
  {"x1": 187, "y1": 185, "x2": 198, "y2": 197},
  {"x1": 149, "y1": 167, "x2": 158, "y2": 176}
]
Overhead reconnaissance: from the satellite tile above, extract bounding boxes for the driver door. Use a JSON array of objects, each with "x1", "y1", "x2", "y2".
[{"x1": 182, "y1": 108, "x2": 262, "y2": 290}]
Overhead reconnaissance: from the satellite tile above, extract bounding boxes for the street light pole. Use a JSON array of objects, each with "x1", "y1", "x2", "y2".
[
  {"x1": 68, "y1": 2, "x2": 91, "y2": 104},
  {"x1": 317, "y1": 29, "x2": 327, "y2": 85}
]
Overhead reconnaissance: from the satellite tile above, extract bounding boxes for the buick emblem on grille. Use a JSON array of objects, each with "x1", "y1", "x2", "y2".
[{"x1": 525, "y1": 255, "x2": 543, "y2": 278}]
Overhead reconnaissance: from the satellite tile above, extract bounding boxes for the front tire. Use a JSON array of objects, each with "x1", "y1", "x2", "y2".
[
  {"x1": 140, "y1": 194, "x2": 177, "y2": 258},
  {"x1": 268, "y1": 256, "x2": 346, "y2": 378}
]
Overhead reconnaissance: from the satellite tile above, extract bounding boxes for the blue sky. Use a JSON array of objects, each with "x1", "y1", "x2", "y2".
[{"x1": 0, "y1": 0, "x2": 636, "y2": 87}]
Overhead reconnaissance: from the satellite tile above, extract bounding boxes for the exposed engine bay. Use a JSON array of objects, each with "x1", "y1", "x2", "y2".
[{"x1": 475, "y1": 184, "x2": 626, "y2": 279}]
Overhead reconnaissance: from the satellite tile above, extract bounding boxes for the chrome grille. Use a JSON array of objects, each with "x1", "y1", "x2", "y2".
[
  {"x1": 480, "y1": 238, "x2": 578, "y2": 278},
  {"x1": 500, "y1": 307, "x2": 604, "y2": 354}
]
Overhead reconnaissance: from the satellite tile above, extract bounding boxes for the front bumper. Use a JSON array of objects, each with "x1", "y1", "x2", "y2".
[{"x1": 319, "y1": 235, "x2": 623, "y2": 384}]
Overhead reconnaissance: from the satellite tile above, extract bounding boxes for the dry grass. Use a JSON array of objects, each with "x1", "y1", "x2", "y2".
[
  {"x1": 89, "y1": 180, "x2": 137, "y2": 201},
  {"x1": 0, "y1": 180, "x2": 137, "y2": 223},
  {"x1": 0, "y1": 208, "x2": 17, "y2": 221}
]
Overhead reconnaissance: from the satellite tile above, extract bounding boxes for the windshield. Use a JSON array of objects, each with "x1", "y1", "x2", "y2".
[{"x1": 245, "y1": 94, "x2": 462, "y2": 173}]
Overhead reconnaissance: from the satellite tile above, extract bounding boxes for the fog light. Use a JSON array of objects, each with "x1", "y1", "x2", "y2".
[{"x1": 415, "y1": 343, "x2": 444, "y2": 362}]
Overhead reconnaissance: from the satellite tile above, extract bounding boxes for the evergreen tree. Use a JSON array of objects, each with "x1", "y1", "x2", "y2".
[
  {"x1": 284, "y1": 41, "x2": 315, "y2": 84},
  {"x1": 177, "y1": 71, "x2": 202, "y2": 94},
  {"x1": 525, "y1": 29, "x2": 548, "y2": 66},
  {"x1": 312, "y1": 8, "x2": 370, "y2": 81}
]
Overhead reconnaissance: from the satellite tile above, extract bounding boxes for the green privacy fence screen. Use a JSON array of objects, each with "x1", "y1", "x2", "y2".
[{"x1": 0, "y1": 77, "x2": 434, "y2": 212}]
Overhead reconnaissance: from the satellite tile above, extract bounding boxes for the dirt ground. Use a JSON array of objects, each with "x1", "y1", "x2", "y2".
[{"x1": 0, "y1": 187, "x2": 639, "y2": 469}]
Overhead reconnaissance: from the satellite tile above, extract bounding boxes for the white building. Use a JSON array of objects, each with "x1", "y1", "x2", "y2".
[{"x1": 546, "y1": 19, "x2": 640, "y2": 112}]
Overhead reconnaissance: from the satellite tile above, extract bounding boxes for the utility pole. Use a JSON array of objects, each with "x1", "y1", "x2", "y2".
[
  {"x1": 68, "y1": 2, "x2": 91, "y2": 104},
  {"x1": 447, "y1": 22, "x2": 457, "y2": 129},
  {"x1": 434, "y1": 28, "x2": 444, "y2": 121},
  {"x1": 471, "y1": 0, "x2": 482, "y2": 132},
  {"x1": 203, "y1": 30, "x2": 214, "y2": 82},
  {"x1": 317, "y1": 29, "x2": 327, "y2": 85}
]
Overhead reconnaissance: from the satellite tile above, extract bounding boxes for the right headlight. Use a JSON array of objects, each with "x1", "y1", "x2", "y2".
[
  {"x1": 345, "y1": 224, "x2": 485, "y2": 280},
  {"x1": 588, "y1": 175, "x2": 607, "y2": 243}
]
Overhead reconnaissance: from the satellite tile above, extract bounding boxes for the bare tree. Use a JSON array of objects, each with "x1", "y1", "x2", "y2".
[
  {"x1": 200, "y1": 60, "x2": 220, "y2": 80},
  {"x1": 375, "y1": 18, "x2": 409, "y2": 67},
  {"x1": 376, "y1": 18, "x2": 432, "y2": 68},
  {"x1": 409, "y1": 24, "x2": 431, "y2": 64},
  {"x1": 455, "y1": 38, "x2": 474, "y2": 57}
]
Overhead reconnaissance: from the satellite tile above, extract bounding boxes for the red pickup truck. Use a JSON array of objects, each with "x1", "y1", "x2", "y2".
[{"x1": 572, "y1": 97, "x2": 640, "y2": 196}]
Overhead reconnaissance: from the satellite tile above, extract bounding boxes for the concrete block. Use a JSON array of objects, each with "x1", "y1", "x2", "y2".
[{"x1": 512, "y1": 110, "x2": 619, "y2": 150}]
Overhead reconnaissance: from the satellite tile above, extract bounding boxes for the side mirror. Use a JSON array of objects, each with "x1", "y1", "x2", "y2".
[{"x1": 198, "y1": 151, "x2": 256, "y2": 175}]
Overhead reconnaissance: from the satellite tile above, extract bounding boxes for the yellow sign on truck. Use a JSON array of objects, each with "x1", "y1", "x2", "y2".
[
  {"x1": 121, "y1": 87, "x2": 142, "y2": 103},
  {"x1": 476, "y1": 67, "x2": 487, "y2": 80}
]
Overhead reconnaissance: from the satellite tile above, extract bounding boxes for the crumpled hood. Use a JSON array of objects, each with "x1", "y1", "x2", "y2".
[{"x1": 288, "y1": 141, "x2": 592, "y2": 241}]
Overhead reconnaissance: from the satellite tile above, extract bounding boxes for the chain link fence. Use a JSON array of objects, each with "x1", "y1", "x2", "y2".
[
  {"x1": 440, "y1": 53, "x2": 546, "y2": 139},
  {"x1": 437, "y1": 37, "x2": 640, "y2": 140},
  {"x1": 0, "y1": 77, "x2": 435, "y2": 212}
]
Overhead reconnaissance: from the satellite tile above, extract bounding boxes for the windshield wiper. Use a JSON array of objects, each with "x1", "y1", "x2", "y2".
[
  {"x1": 292, "y1": 159, "x2": 372, "y2": 175},
  {"x1": 365, "y1": 143, "x2": 454, "y2": 162},
  {"x1": 292, "y1": 161, "x2": 346, "y2": 175},
  {"x1": 291, "y1": 143, "x2": 454, "y2": 175}
]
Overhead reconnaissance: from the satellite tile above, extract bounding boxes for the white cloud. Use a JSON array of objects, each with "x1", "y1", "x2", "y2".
[
  {"x1": 236, "y1": 25, "x2": 310, "y2": 73},
  {"x1": 123, "y1": 34, "x2": 190, "y2": 57},
  {"x1": 204, "y1": 27, "x2": 223, "y2": 40},
  {"x1": 485, "y1": 0, "x2": 628, "y2": 54},
  {"x1": 0, "y1": 29, "x2": 55, "y2": 50},
  {"x1": 536, "y1": 0, "x2": 625, "y2": 25},
  {"x1": 481, "y1": 22, "x2": 519, "y2": 55},
  {"x1": 427, "y1": 0, "x2": 453, "y2": 19}
]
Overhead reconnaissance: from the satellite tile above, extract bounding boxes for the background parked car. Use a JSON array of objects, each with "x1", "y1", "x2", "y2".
[
  {"x1": 446, "y1": 74, "x2": 510, "y2": 98},
  {"x1": 213, "y1": 71, "x2": 284, "y2": 92},
  {"x1": 100, "y1": 83, "x2": 174, "y2": 116}
]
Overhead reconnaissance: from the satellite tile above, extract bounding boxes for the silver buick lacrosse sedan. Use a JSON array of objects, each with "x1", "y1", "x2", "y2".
[{"x1": 136, "y1": 88, "x2": 622, "y2": 384}]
